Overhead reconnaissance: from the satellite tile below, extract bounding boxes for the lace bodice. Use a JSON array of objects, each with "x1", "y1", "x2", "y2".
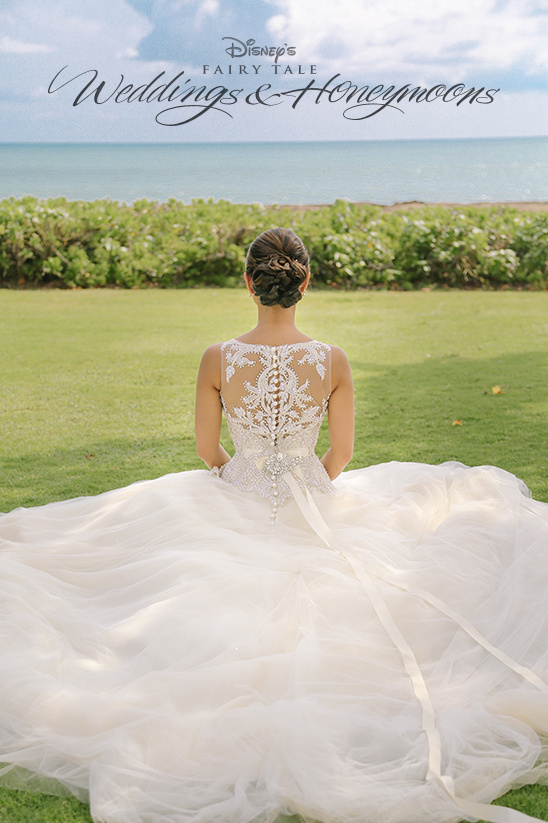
[{"x1": 215, "y1": 339, "x2": 334, "y2": 519}]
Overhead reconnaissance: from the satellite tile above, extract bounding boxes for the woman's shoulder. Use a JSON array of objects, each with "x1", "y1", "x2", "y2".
[
  {"x1": 198, "y1": 344, "x2": 223, "y2": 379},
  {"x1": 328, "y1": 345, "x2": 352, "y2": 389},
  {"x1": 200, "y1": 342, "x2": 223, "y2": 360},
  {"x1": 328, "y1": 344, "x2": 350, "y2": 364}
]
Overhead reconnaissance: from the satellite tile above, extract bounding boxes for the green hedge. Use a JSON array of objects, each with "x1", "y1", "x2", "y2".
[{"x1": 0, "y1": 196, "x2": 547, "y2": 290}]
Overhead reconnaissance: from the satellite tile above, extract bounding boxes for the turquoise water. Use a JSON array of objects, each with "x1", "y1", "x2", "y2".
[{"x1": 0, "y1": 138, "x2": 546, "y2": 205}]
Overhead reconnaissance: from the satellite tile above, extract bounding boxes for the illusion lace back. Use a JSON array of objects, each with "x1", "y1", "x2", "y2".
[
  {"x1": 218, "y1": 339, "x2": 334, "y2": 514},
  {"x1": 1, "y1": 338, "x2": 548, "y2": 823}
]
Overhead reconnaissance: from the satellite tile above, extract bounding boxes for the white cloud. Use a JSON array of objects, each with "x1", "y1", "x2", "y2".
[
  {"x1": 0, "y1": 0, "x2": 154, "y2": 70},
  {"x1": 0, "y1": 0, "x2": 546, "y2": 141},
  {"x1": 267, "y1": 0, "x2": 548, "y2": 79},
  {"x1": 117, "y1": 47, "x2": 140, "y2": 59},
  {"x1": 0, "y1": 35, "x2": 54, "y2": 54},
  {"x1": 30, "y1": 84, "x2": 49, "y2": 98},
  {"x1": 199, "y1": 0, "x2": 219, "y2": 14},
  {"x1": 195, "y1": 0, "x2": 220, "y2": 28}
]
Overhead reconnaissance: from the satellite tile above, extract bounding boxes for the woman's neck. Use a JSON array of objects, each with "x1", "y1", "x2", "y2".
[
  {"x1": 236, "y1": 304, "x2": 313, "y2": 345},
  {"x1": 256, "y1": 303, "x2": 297, "y2": 327}
]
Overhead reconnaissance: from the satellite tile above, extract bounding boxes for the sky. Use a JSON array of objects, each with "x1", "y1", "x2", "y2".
[{"x1": 0, "y1": 0, "x2": 547, "y2": 142}]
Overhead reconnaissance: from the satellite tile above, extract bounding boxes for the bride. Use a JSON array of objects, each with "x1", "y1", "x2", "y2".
[{"x1": 1, "y1": 227, "x2": 548, "y2": 823}]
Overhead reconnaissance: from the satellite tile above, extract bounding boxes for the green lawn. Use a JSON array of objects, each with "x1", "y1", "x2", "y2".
[
  {"x1": 1, "y1": 289, "x2": 548, "y2": 822},
  {"x1": 2, "y1": 289, "x2": 548, "y2": 508}
]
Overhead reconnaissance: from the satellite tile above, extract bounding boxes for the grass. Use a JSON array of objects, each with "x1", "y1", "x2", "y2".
[
  {"x1": 1, "y1": 288, "x2": 548, "y2": 822},
  {"x1": 0, "y1": 789, "x2": 92, "y2": 823},
  {"x1": 2, "y1": 289, "x2": 548, "y2": 508}
]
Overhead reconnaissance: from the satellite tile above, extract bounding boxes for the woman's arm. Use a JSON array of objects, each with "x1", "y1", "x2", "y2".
[
  {"x1": 195, "y1": 344, "x2": 232, "y2": 470},
  {"x1": 321, "y1": 346, "x2": 354, "y2": 480}
]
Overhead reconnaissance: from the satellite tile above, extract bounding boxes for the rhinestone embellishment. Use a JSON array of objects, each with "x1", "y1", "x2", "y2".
[{"x1": 264, "y1": 453, "x2": 302, "y2": 477}]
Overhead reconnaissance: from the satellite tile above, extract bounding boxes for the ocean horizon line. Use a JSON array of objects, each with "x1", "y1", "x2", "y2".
[{"x1": 1, "y1": 135, "x2": 547, "y2": 147}]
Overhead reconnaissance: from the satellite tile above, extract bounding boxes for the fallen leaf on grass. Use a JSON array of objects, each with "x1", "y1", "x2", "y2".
[
  {"x1": 491, "y1": 385, "x2": 503, "y2": 394},
  {"x1": 85, "y1": 454, "x2": 93, "y2": 459},
  {"x1": 452, "y1": 420, "x2": 463, "y2": 426}
]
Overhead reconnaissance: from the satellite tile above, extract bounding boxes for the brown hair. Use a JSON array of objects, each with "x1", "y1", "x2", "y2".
[{"x1": 245, "y1": 228, "x2": 309, "y2": 308}]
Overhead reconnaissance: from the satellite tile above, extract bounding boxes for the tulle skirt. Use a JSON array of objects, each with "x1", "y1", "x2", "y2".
[{"x1": 1, "y1": 461, "x2": 548, "y2": 823}]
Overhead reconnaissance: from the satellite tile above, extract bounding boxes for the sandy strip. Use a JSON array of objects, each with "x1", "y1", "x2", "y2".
[{"x1": 279, "y1": 201, "x2": 548, "y2": 213}]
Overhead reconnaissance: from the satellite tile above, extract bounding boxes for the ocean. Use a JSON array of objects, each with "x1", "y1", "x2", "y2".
[{"x1": 0, "y1": 137, "x2": 546, "y2": 205}]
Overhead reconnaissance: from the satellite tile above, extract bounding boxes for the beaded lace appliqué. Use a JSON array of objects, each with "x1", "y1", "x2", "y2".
[{"x1": 216, "y1": 340, "x2": 334, "y2": 522}]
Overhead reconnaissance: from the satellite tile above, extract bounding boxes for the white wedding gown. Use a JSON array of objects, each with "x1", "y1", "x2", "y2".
[{"x1": 1, "y1": 339, "x2": 548, "y2": 823}]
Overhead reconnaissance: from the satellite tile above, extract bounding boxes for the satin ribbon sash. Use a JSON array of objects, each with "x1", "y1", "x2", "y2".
[
  {"x1": 256, "y1": 451, "x2": 548, "y2": 823},
  {"x1": 245, "y1": 446, "x2": 334, "y2": 546}
]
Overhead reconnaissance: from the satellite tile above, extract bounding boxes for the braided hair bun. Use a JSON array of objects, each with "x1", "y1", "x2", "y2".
[{"x1": 246, "y1": 228, "x2": 309, "y2": 308}]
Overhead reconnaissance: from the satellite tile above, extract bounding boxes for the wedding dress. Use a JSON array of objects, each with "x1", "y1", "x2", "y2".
[{"x1": 1, "y1": 338, "x2": 548, "y2": 823}]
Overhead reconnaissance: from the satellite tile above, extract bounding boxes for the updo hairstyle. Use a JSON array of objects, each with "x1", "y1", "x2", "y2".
[{"x1": 245, "y1": 228, "x2": 310, "y2": 308}]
